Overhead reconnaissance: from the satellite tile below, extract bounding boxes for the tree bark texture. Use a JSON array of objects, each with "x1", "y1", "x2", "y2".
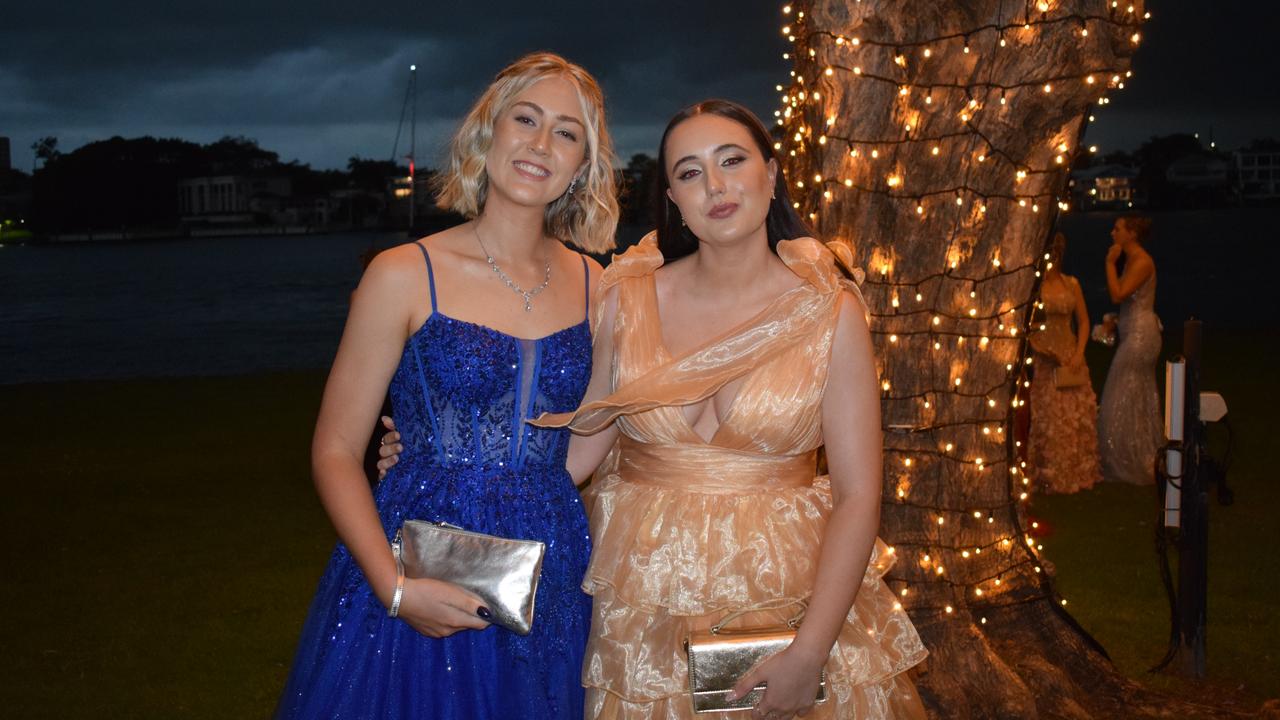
[{"x1": 778, "y1": 2, "x2": 1244, "y2": 717}]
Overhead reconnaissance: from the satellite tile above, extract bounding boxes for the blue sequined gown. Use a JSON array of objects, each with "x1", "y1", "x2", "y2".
[{"x1": 276, "y1": 243, "x2": 593, "y2": 719}]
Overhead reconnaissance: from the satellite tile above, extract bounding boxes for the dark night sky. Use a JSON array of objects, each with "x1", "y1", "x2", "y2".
[{"x1": 2, "y1": 2, "x2": 1275, "y2": 172}]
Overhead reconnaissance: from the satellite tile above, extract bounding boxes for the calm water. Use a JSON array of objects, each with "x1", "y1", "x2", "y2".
[
  {"x1": 1, "y1": 211, "x2": 1274, "y2": 385},
  {"x1": 1, "y1": 232, "x2": 402, "y2": 385}
]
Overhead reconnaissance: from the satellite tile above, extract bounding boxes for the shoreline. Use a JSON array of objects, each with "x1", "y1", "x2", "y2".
[
  {"x1": 7, "y1": 212, "x2": 469, "y2": 246},
  {"x1": 10, "y1": 204, "x2": 1278, "y2": 247}
]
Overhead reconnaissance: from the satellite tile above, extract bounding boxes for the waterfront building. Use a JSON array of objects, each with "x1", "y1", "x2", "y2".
[{"x1": 1234, "y1": 150, "x2": 1280, "y2": 201}]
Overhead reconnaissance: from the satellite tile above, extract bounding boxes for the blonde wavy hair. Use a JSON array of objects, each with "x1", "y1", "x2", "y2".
[{"x1": 434, "y1": 52, "x2": 619, "y2": 254}]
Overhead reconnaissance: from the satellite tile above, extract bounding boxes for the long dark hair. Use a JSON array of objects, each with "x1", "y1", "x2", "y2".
[{"x1": 654, "y1": 99, "x2": 813, "y2": 261}]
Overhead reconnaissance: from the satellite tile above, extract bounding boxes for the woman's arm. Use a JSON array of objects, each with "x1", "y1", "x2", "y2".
[
  {"x1": 565, "y1": 283, "x2": 621, "y2": 484},
  {"x1": 313, "y1": 249, "x2": 488, "y2": 636},
  {"x1": 1106, "y1": 249, "x2": 1153, "y2": 304},
  {"x1": 312, "y1": 253, "x2": 413, "y2": 607},
  {"x1": 1070, "y1": 276, "x2": 1090, "y2": 365},
  {"x1": 730, "y1": 290, "x2": 882, "y2": 716}
]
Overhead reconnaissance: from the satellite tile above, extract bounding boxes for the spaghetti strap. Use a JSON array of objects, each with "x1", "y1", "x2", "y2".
[
  {"x1": 414, "y1": 241, "x2": 438, "y2": 313},
  {"x1": 580, "y1": 255, "x2": 590, "y2": 322}
]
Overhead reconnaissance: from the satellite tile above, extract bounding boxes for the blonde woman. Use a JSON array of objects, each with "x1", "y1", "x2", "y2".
[{"x1": 275, "y1": 52, "x2": 617, "y2": 719}]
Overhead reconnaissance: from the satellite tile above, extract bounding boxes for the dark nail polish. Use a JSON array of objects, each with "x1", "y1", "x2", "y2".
[{"x1": 477, "y1": 606, "x2": 492, "y2": 620}]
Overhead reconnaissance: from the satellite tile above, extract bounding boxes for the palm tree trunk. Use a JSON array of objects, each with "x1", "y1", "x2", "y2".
[{"x1": 780, "y1": 2, "x2": 1238, "y2": 716}]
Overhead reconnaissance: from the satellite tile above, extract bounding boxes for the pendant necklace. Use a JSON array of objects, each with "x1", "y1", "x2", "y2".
[{"x1": 473, "y1": 224, "x2": 552, "y2": 312}]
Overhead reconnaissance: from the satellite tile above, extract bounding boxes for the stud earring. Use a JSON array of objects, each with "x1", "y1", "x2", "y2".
[{"x1": 567, "y1": 177, "x2": 578, "y2": 195}]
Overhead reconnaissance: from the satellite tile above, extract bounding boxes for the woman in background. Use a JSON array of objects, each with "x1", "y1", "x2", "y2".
[
  {"x1": 1028, "y1": 232, "x2": 1102, "y2": 493},
  {"x1": 1097, "y1": 215, "x2": 1162, "y2": 485}
]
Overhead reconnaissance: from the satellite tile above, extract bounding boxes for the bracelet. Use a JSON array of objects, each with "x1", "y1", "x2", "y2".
[{"x1": 388, "y1": 555, "x2": 406, "y2": 618}]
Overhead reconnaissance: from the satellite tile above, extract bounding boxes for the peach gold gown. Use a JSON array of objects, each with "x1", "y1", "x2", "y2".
[
  {"x1": 537, "y1": 234, "x2": 928, "y2": 719},
  {"x1": 1027, "y1": 274, "x2": 1103, "y2": 494}
]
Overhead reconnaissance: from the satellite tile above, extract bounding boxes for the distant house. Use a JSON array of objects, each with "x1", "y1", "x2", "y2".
[
  {"x1": 277, "y1": 195, "x2": 333, "y2": 227},
  {"x1": 1234, "y1": 150, "x2": 1280, "y2": 201},
  {"x1": 179, "y1": 175, "x2": 292, "y2": 224},
  {"x1": 1070, "y1": 164, "x2": 1139, "y2": 209},
  {"x1": 1165, "y1": 153, "x2": 1229, "y2": 189}
]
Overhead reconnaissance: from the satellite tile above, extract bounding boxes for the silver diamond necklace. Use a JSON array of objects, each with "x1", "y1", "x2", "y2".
[{"x1": 473, "y1": 224, "x2": 551, "y2": 312}]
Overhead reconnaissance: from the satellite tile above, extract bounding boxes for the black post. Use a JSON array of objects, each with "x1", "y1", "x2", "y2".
[{"x1": 1177, "y1": 319, "x2": 1207, "y2": 677}]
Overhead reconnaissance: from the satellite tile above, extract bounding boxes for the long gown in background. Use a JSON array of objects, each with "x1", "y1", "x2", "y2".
[
  {"x1": 276, "y1": 243, "x2": 593, "y2": 720},
  {"x1": 1028, "y1": 274, "x2": 1102, "y2": 494},
  {"x1": 538, "y1": 234, "x2": 927, "y2": 720},
  {"x1": 1097, "y1": 271, "x2": 1163, "y2": 485}
]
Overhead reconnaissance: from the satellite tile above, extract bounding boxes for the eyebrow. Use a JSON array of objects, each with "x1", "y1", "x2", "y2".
[
  {"x1": 512, "y1": 100, "x2": 585, "y2": 128},
  {"x1": 672, "y1": 143, "x2": 751, "y2": 169}
]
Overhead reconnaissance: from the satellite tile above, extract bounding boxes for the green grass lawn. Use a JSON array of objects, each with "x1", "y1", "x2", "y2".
[
  {"x1": 1, "y1": 331, "x2": 1275, "y2": 716},
  {"x1": 0, "y1": 372, "x2": 333, "y2": 718},
  {"x1": 1034, "y1": 329, "x2": 1280, "y2": 703}
]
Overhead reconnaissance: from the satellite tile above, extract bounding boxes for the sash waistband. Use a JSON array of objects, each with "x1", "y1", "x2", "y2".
[{"x1": 615, "y1": 436, "x2": 817, "y2": 494}]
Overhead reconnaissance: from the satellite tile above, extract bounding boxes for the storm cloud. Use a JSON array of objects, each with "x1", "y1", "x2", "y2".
[{"x1": 2, "y1": 1, "x2": 1274, "y2": 171}]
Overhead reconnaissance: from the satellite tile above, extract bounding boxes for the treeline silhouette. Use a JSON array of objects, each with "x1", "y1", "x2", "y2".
[
  {"x1": 18, "y1": 133, "x2": 672, "y2": 235},
  {"x1": 27, "y1": 135, "x2": 406, "y2": 233}
]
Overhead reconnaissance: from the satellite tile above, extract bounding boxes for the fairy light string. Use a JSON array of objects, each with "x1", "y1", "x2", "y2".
[{"x1": 777, "y1": 0, "x2": 1145, "y2": 623}]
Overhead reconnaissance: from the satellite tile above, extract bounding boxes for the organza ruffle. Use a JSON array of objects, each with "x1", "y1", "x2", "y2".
[
  {"x1": 582, "y1": 474, "x2": 899, "y2": 615},
  {"x1": 560, "y1": 232, "x2": 928, "y2": 718},
  {"x1": 578, "y1": 474, "x2": 927, "y2": 715}
]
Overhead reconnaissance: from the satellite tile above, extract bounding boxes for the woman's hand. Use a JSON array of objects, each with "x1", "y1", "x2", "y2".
[
  {"x1": 376, "y1": 416, "x2": 402, "y2": 479},
  {"x1": 1106, "y1": 244, "x2": 1123, "y2": 264},
  {"x1": 1066, "y1": 350, "x2": 1085, "y2": 368},
  {"x1": 727, "y1": 645, "x2": 826, "y2": 719},
  {"x1": 393, "y1": 576, "x2": 492, "y2": 638}
]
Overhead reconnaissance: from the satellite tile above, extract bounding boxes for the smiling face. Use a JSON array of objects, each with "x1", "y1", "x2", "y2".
[
  {"x1": 663, "y1": 113, "x2": 777, "y2": 248},
  {"x1": 484, "y1": 75, "x2": 589, "y2": 211}
]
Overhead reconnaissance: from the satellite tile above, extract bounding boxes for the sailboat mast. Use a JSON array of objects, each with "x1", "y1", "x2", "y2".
[{"x1": 408, "y1": 64, "x2": 417, "y2": 230}]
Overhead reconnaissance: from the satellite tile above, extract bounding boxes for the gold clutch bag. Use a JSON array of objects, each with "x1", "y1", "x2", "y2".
[
  {"x1": 684, "y1": 601, "x2": 827, "y2": 714},
  {"x1": 1054, "y1": 364, "x2": 1090, "y2": 389},
  {"x1": 393, "y1": 519, "x2": 545, "y2": 635}
]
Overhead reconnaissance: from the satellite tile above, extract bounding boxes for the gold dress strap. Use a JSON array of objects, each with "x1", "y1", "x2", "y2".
[{"x1": 533, "y1": 233, "x2": 864, "y2": 435}]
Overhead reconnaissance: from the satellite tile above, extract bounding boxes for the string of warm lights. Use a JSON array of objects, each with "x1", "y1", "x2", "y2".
[
  {"x1": 818, "y1": 123, "x2": 1096, "y2": 178},
  {"x1": 863, "y1": 263, "x2": 1041, "y2": 286},
  {"x1": 777, "y1": 0, "x2": 1144, "y2": 621},
  {"x1": 787, "y1": 8, "x2": 1146, "y2": 50}
]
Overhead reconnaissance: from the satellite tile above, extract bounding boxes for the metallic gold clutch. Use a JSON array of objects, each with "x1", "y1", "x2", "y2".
[
  {"x1": 684, "y1": 603, "x2": 827, "y2": 713},
  {"x1": 393, "y1": 519, "x2": 545, "y2": 635}
]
